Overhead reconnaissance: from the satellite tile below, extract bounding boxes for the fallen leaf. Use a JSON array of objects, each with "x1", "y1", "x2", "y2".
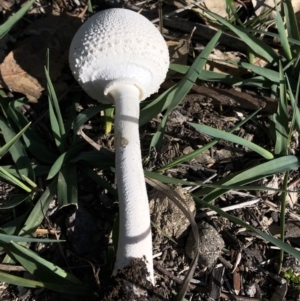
[
  {"x1": 201, "y1": 0, "x2": 227, "y2": 17},
  {"x1": 252, "y1": 0, "x2": 300, "y2": 23},
  {"x1": 206, "y1": 49, "x2": 247, "y2": 77},
  {"x1": 168, "y1": 37, "x2": 190, "y2": 65},
  {"x1": 0, "y1": 14, "x2": 81, "y2": 102},
  {"x1": 264, "y1": 175, "x2": 279, "y2": 196},
  {"x1": 164, "y1": 0, "x2": 227, "y2": 18},
  {"x1": 233, "y1": 266, "x2": 241, "y2": 295},
  {"x1": 286, "y1": 185, "x2": 298, "y2": 208},
  {"x1": 0, "y1": 44, "x2": 44, "y2": 102}
]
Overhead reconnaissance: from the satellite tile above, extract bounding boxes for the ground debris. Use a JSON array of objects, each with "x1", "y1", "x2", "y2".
[
  {"x1": 185, "y1": 221, "x2": 224, "y2": 269},
  {"x1": 102, "y1": 259, "x2": 170, "y2": 301}
]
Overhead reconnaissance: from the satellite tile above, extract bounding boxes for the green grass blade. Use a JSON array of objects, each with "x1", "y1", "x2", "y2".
[
  {"x1": 198, "y1": 70, "x2": 240, "y2": 84},
  {"x1": 206, "y1": 11, "x2": 278, "y2": 64},
  {"x1": 57, "y1": 164, "x2": 78, "y2": 207},
  {"x1": 0, "y1": 231, "x2": 61, "y2": 244},
  {"x1": 45, "y1": 66, "x2": 66, "y2": 152},
  {"x1": 4, "y1": 241, "x2": 82, "y2": 285},
  {"x1": 0, "y1": 117, "x2": 35, "y2": 180},
  {"x1": 48, "y1": 96, "x2": 63, "y2": 152},
  {"x1": 283, "y1": 0, "x2": 300, "y2": 42},
  {"x1": 1, "y1": 212, "x2": 28, "y2": 236},
  {"x1": 236, "y1": 61, "x2": 280, "y2": 83},
  {"x1": 3, "y1": 180, "x2": 57, "y2": 264},
  {"x1": 157, "y1": 110, "x2": 261, "y2": 171},
  {"x1": 189, "y1": 122, "x2": 274, "y2": 160},
  {"x1": 0, "y1": 270, "x2": 48, "y2": 289},
  {"x1": 47, "y1": 152, "x2": 67, "y2": 180},
  {"x1": 0, "y1": 166, "x2": 32, "y2": 192},
  {"x1": 165, "y1": 30, "x2": 222, "y2": 117},
  {"x1": 7, "y1": 101, "x2": 57, "y2": 163},
  {"x1": 241, "y1": 27, "x2": 300, "y2": 48},
  {"x1": 194, "y1": 156, "x2": 300, "y2": 204},
  {"x1": 0, "y1": 194, "x2": 29, "y2": 209},
  {"x1": 275, "y1": 5, "x2": 292, "y2": 61},
  {"x1": 140, "y1": 83, "x2": 178, "y2": 127},
  {"x1": 18, "y1": 180, "x2": 57, "y2": 237},
  {"x1": 47, "y1": 143, "x2": 86, "y2": 180},
  {"x1": 279, "y1": 171, "x2": 289, "y2": 272},
  {"x1": 287, "y1": 75, "x2": 300, "y2": 132},
  {"x1": 194, "y1": 195, "x2": 300, "y2": 261},
  {"x1": 145, "y1": 170, "x2": 197, "y2": 186},
  {"x1": 272, "y1": 62, "x2": 289, "y2": 155},
  {"x1": 0, "y1": 121, "x2": 31, "y2": 158},
  {"x1": 190, "y1": 183, "x2": 293, "y2": 193},
  {"x1": 169, "y1": 64, "x2": 241, "y2": 85},
  {"x1": 234, "y1": 76, "x2": 273, "y2": 89},
  {"x1": 104, "y1": 107, "x2": 114, "y2": 134},
  {"x1": 0, "y1": 213, "x2": 29, "y2": 252},
  {"x1": 0, "y1": 0, "x2": 35, "y2": 39},
  {"x1": 150, "y1": 31, "x2": 222, "y2": 151},
  {"x1": 0, "y1": 271, "x2": 89, "y2": 295},
  {"x1": 73, "y1": 104, "x2": 108, "y2": 135}
]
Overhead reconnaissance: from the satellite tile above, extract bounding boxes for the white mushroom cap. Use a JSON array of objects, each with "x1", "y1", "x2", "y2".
[{"x1": 69, "y1": 8, "x2": 169, "y2": 104}]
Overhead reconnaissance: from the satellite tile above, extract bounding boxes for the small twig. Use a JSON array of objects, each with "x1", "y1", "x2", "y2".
[
  {"x1": 220, "y1": 292, "x2": 260, "y2": 301},
  {"x1": 0, "y1": 264, "x2": 26, "y2": 272},
  {"x1": 197, "y1": 198, "x2": 261, "y2": 218},
  {"x1": 288, "y1": 177, "x2": 300, "y2": 188},
  {"x1": 218, "y1": 256, "x2": 233, "y2": 270},
  {"x1": 78, "y1": 127, "x2": 101, "y2": 151},
  {"x1": 185, "y1": 173, "x2": 218, "y2": 193},
  {"x1": 154, "y1": 260, "x2": 193, "y2": 287},
  {"x1": 35, "y1": 228, "x2": 60, "y2": 235},
  {"x1": 154, "y1": 260, "x2": 259, "y2": 301}
]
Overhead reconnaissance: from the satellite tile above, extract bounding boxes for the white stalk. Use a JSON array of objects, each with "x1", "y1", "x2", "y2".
[{"x1": 109, "y1": 84, "x2": 154, "y2": 284}]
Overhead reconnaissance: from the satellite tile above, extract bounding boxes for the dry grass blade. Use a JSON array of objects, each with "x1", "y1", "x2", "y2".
[{"x1": 145, "y1": 177, "x2": 199, "y2": 301}]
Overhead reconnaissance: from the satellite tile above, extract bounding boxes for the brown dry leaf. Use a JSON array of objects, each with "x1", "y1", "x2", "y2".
[
  {"x1": 0, "y1": 14, "x2": 81, "y2": 102},
  {"x1": 168, "y1": 36, "x2": 190, "y2": 65},
  {"x1": 167, "y1": 35, "x2": 190, "y2": 77},
  {"x1": 0, "y1": 44, "x2": 44, "y2": 102},
  {"x1": 200, "y1": 0, "x2": 227, "y2": 17},
  {"x1": 205, "y1": 49, "x2": 247, "y2": 77},
  {"x1": 253, "y1": 56, "x2": 269, "y2": 67},
  {"x1": 252, "y1": 0, "x2": 300, "y2": 23},
  {"x1": 164, "y1": 0, "x2": 227, "y2": 18},
  {"x1": 233, "y1": 267, "x2": 241, "y2": 295},
  {"x1": 286, "y1": 185, "x2": 298, "y2": 208},
  {"x1": 0, "y1": 0, "x2": 14, "y2": 10}
]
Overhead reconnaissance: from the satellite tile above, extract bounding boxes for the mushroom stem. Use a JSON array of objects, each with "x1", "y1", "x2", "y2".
[{"x1": 109, "y1": 84, "x2": 154, "y2": 284}]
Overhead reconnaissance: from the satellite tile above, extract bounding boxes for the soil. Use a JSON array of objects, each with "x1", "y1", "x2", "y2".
[
  {"x1": 101, "y1": 259, "x2": 169, "y2": 301},
  {"x1": 1, "y1": 0, "x2": 300, "y2": 301}
]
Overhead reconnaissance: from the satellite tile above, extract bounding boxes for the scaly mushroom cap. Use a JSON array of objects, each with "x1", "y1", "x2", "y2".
[{"x1": 69, "y1": 9, "x2": 169, "y2": 104}]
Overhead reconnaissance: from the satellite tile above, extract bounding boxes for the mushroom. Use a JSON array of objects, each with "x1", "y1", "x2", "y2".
[{"x1": 69, "y1": 8, "x2": 169, "y2": 284}]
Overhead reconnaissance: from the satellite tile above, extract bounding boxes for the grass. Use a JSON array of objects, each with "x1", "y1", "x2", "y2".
[{"x1": 0, "y1": 0, "x2": 300, "y2": 299}]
